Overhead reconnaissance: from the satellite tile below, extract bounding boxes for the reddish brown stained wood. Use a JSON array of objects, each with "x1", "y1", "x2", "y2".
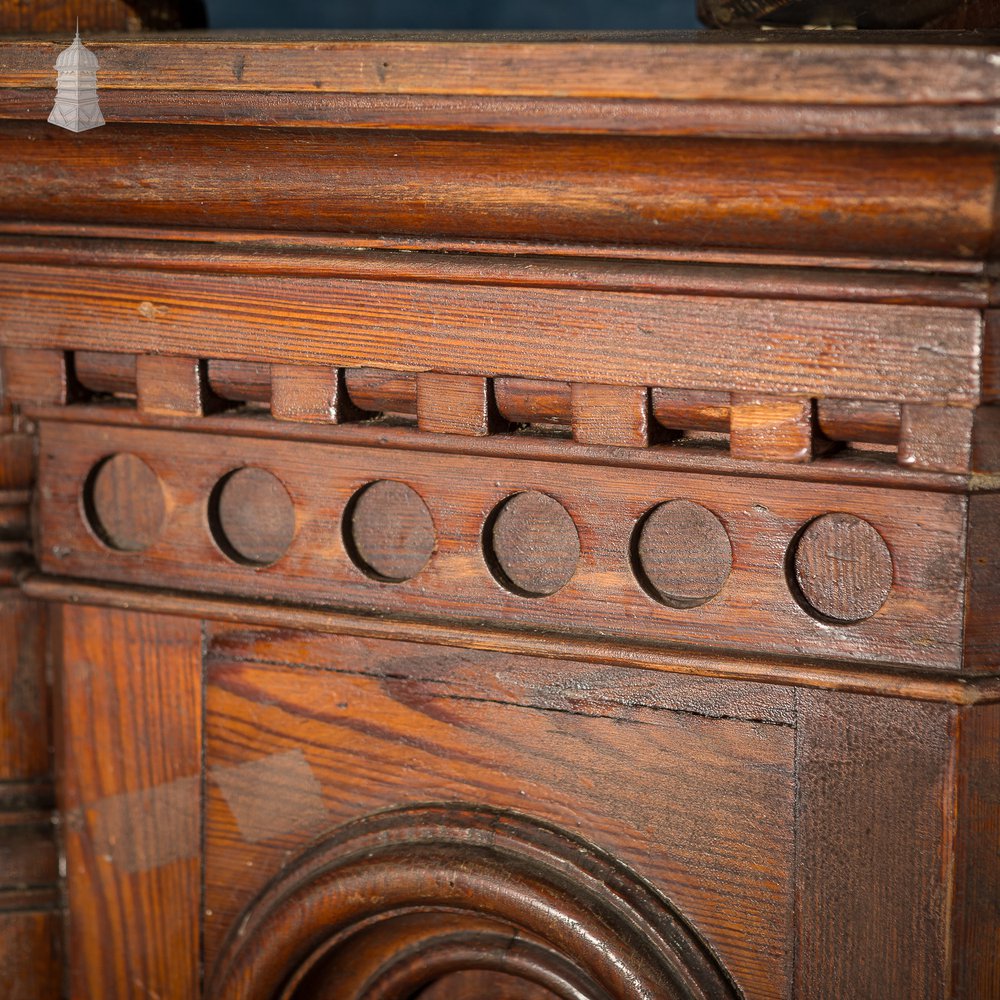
[
  {"x1": 206, "y1": 359, "x2": 270, "y2": 403},
  {"x1": 0, "y1": 126, "x2": 994, "y2": 261},
  {"x1": 271, "y1": 363, "x2": 358, "y2": 424},
  {"x1": 652, "y1": 388, "x2": 731, "y2": 434},
  {"x1": 2, "y1": 35, "x2": 999, "y2": 108},
  {"x1": 203, "y1": 636, "x2": 795, "y2": 998},
  {"x1": 494, "y1": 377, "x2": 571, "y2": 426},
  {"x1": 345, "y1": 479, "x2": 436, "y2": 582},
  {"x1": 417, "y1": 373, "x2": 501, "y2": 437},
  {"x1": 730, "y1": 395, "x2": 825, "y2": 463},
  {"x1": 0, "y1": 593, "x2": 49, "y2": 783},
  {"x1": 211, "y1": 467, "x2": 296, "y2": 566},
  {"x1": 951, "y1": 702, "x2": 1000, "y2": 999},
  {"x1": 0, "y1": 911, "x2": 60, "y2": 1000},
  {"x1": 85, "y1": 453, "x2": 166, "y2": 553},
  {"x1": 0, "y1": 263, "x2": 983, "y2": 405},
  {"x1": 344, "y1": 367, "x2": 418, "y2": 416},
  {"x1": 25, "y1": 400, "x2": 982, "y2": 493},
  {"x1": 634, "y1": 500, "x2": 733, "y2": 608},
  {"x1": 1, "y1": 348, "x2": 73, "y2": 407},
  {"x1": 815, "y1": 398, "x2": 900, "y2": 446},
  {"x1": 792, "y1": 513, "x2": 893, "y2": 623},
  {"x1": 136, "y1": 354, "x2": 219, "y2": 417},
  {"x1": 899, "y1": 403, "x2": 1000, "y2": 473},
  {"x1": 57, "y1": 605, "x2": 202, "y2": 1000},
  {"x1": 74, "y1": 350, "x2": 136, "y2": 397},
  {"x1": 29, "y1": 573, "x2": 1000, "y2": 704},
  {"x1": 963, "y1": 492, "x2": 1000, "y2": 674},
  {"x1": 795, "y1": 691, "x2": 954, "y2": 998},
  {"x1": 0, "y1": 235, "x2": 987, "y2": 309},
  {"x1": 36, "y1": 420, "x2": 973, "y2": 671},
  {"x1": 487, "y1": 491, "x2": 581, "y2": 597},
  {"x1": 570, "y1": 383, "x2": 652, "y2": 448}
]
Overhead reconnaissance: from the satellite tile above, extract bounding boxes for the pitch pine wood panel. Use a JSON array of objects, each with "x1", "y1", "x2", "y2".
[
  {"x1": 57, "y1": 605, "x2": 203, "y2": 1000},
  {"x1": 203, "y1": 630, "x2": 796, "y2": 1000},
  {"x1": 37, "y1": 420, "x2": 969, "y2": 671},
  {"x1": 795, "y1": 691, "x2": 955, "y2": 999},
  {"x1": 952, "y1": 702, "x2": 1000, "y2": 999}
]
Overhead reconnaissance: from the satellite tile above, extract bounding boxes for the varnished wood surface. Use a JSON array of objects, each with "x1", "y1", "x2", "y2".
[
  {"x1": 795, "y1": 691, "x2": 956, "y2": 998},
  {"x1": 2, "y1": 31, "x2": 999, "y2": 106},
  {"x1": 37, "y1": 420, "x2": 975, "y2": 671},
  {"x1": 0, "y1": 263, "x2": 984, "y2": 404},
  {"x1": 57, "y1": 605, "x2": 202, "y2": 1000},
  {"x1": 1, "y1": 126, "x2": 994, "y2": 260},
  {"x1": 203, "y1": 628, "x2": 795, "y2": 998}
]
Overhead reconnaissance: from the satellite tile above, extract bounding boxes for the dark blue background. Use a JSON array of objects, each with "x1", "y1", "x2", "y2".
[{"x1": 203, "y1": 0, "x2": 701, "y2": 30}]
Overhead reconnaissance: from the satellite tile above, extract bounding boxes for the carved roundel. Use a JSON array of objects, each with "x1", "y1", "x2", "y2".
[
  {"x1": 632, "y1": 500, "x2": 732, "y2": 608},
  {"x1": 83, "y1": 453, "x2": 166, "y2": 552},
  {"x1": 485, "y1": 491, "x2": 580, "y2": 597},
  {"x1": 208, "y1": 804, "x2": 739, "y2": 1000},
  {"x1": 790, "y1": 512, "x2": 893, "y2": 624}
]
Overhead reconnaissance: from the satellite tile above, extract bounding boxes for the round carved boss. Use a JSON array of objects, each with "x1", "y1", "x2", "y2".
[
  {"x1": 791, "y1": 513, "x2": 893, "y2": 623},
  {"x1": 208, "y1": 805, "x2": 739, "y2": 1000},
  {"x1": 83, "y1": 453, "x2": 166, "y2": 552},
  {"x1": 209, "y1": 467, "x2": 296, "y2": 566},
  {"x1": 485, "y1": 491, "x2": 580, "y2": 597}
]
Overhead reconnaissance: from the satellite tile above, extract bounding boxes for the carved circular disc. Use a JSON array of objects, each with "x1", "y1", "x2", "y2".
[
  {"x1": 84, "y1": 453, "x2": 166, "y2": 552},
  {"x1": 487, "y1": 492, "x2": 579, "y2": 597},
  {"x1": 792, "y1": 513, "x2": 892, "y2": 623},
  {"x1": 211, "y1": 467, "x2": 295, "y2": 566},
  {"x1": 345, "y1": 480, "x2": 435, "y2": 582},
  {"x1": 634, "y1": 500, "x2": 732, "y2": 608}
]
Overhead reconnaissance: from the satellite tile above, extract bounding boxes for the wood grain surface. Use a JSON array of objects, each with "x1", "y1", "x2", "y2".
[
  {"x1": 0, "y1": 125, "x2": 993, "y2": 260},
  {"x1": 36, "y1": 420, "x2": 973, "y2": 672},
  {"x1": 0, "y1": 264, "x2": 984, "y2": 404},
  {"x1": 203, "y1": 627, "x2": 795, "y2": 999},
  {"x1": 57, "y1": 605, "x2": 202, "y2": 1000},
  {"x1": 795, "y1": 691, "x2": 955, "y2": 999}
]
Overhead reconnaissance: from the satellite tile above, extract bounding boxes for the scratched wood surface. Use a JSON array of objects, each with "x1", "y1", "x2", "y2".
[
  {"x1": 203, "y1": 625, "x2": 796, "y2": 999},
  {"x1": 57, "y1": 605, "x2": 202, "y2": 1000}
]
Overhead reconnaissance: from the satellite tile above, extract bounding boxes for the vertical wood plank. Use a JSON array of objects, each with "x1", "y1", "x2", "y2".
[
  {"x1": 795, "y1": 690, "x2": 952, "y2": 999},
  {"x1": 58, "y1": 605, "x2": 202, "y2": 1000},
  {"x1": 951, "y1": 702, "x2": 1000, "y2": 999}
]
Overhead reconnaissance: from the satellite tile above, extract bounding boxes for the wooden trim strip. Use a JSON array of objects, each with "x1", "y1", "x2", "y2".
[
  {"x1": 23, "y1": 574, "x2": 1000, "y2": 704},
  {"x1": 0, "y1": 264, "x2": 982, "y2": 404},
  {"x1": 2, "y1": 34, "x2": 999, "y2": 105},
  {"x1": 0, "y1": 237, "x2": 985, "y2": 307},
  {"x1": 2, "y1": 88, "x2": 999, "y2": 140}
]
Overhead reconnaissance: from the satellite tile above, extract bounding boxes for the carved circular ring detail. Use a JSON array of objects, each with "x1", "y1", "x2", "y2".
[
  {"x1": 83, "y1": 453, "x2": 166, "y2": 552},
  {"x1": 633, "y1": 500, "x2": 732, "y2": 608},
  {"x1": 208, "y1": 804, "x2": 739, "y2": 1000},
  {"x1": 486, "y1": 491, "x2": 580, "y2": 597},
  {"x1": 791, "y1": 512, "x2": 893, "y2": 623},
  {"x1": 343, "y1": 480, "x2": 436, "y2": 582},
  {"x1": 209, "y1": 467, "x2": 296, "y2": 566}
]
